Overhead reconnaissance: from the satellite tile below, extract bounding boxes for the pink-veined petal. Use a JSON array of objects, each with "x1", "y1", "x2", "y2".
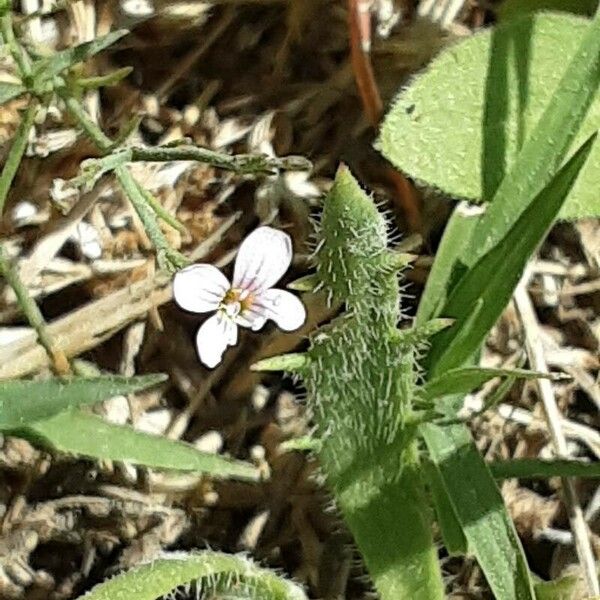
[
  {"x1": 256, "y1": 288, "x2": 306, "y2": 331},
  {"x1": 173, "y1": 264, "x2": 229, "y2": 314},
  {"x1": 232, "y1": 226, "x2": 293, "y2": 292},
  {"x1": 195, "y1": 313, "x2": 238, "y2": 368}
]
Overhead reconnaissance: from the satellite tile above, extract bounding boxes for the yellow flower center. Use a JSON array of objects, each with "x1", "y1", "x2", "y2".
[{"x1": 221, "y1": 288, "x2": 254, "y2": 317}]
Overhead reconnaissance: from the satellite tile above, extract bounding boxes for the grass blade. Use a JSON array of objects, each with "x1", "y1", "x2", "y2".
[
  {"x1": 19, "y1": 411, "x2": 259, "y2": 480},
  {"x1": 0, "y1": 374, "x2": 166, "y2": 429},
  {"x1": 421, "y1": 420, "x2": 536, "y2": 600},
  {"x1": 422, "y1": 366, "x2": 562, "y2": 401},
  {"x1": 490, "y1": 458, "x2": 600, "y2": 479},
  {"x1": 426, "y1": 133, "x2": 596, "y2": 377}
]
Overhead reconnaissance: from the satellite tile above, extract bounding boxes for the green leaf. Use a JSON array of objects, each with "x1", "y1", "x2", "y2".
[
  {"x1": 415, "y1": 205, "x2": 480, "y2": 325},
  {"x1": 534, "y1": 575, "x2": 580, "y2": 600},
  {"x1": 378, "y1": 13, "x2": 600, "y2": 220},
  {"x1": 19, "y1": 411, "x2": 259, "y2": 480},
  {"x1": 0, "y1": 374, "x2": 165, "y2": 429},
  {"x1": 499, "y1": 0, "x2": 597, "y2": 21},
  {"x1": 78, "y1": 551, "x2": 308, "y2": 600},
  {"x1": 426, "y1": 133, "x2": 596, "y2": 376},
  {"x1": 421, "y1": 420, "x2": 536, "y2": 600},
  {"x1": 422, "y1": 366, "x2": 562, "y2": 401},
  {"x1": 0, "y1": 81, "x2": 25, "y2": 104},
  {"x1": 423, "y1": 460, "x2": 467, "y2": 555},
  {"x1": 490, "y1": 458, "x2": 600, "y2": 479},
  {"x1": 32, "y1": 30, "x2": 128, "y2": 81}
]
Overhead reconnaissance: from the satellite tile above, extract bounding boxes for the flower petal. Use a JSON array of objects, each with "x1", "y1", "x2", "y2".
[
  {"x1": 173, "y1": 264, "x2": 229, "y2": 313},
  {"x1": 256, "y1": 289, "x2": 306, "y2": 331},
  {"x1": 232, "y1": 226, "x2": 293, "y2": 292},
  {"x1": 195, "y1": 313, "x2": 238, "y2": 368}
]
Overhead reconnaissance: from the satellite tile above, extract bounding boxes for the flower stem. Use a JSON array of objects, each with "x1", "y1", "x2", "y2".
[
  {"x1": 0, "y1": 101, "x2": 37, "y2": 215},
  {"x1": 0, "y1": 244, "x2": 70, "y2": 375}
]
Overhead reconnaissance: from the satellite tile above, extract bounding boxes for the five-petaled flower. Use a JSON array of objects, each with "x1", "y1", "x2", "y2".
[{"x1": 173, "y1": 226, "x2": 307, "y2": 368}]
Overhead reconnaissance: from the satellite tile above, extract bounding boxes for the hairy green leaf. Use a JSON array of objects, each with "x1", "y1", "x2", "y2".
[
  {"x1": 0, "y1": 374, "x2": 165, "y2": 429},
  {"x1": 378, "y1": 13, "x2": 600, "y2": 220},
  {"x1": 78, "y1": 551, "x2": 307, "y2": 600},
  {"x1": 257, "y1": 167, "x2": 444, "y2": 599},
  {"x1": 19, "y1": 411, "x2": 259, "y2": 480}
]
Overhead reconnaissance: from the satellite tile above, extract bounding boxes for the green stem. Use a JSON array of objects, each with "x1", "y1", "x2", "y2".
[
  {"x1": 0, "y1": 12, "x2": 32, "y2": 80},
  {"x1": 60, "y1": 91, "x2": 112, "y2": 151},
  {"x1": 138, "y1": 184, "x2": 187, "y2": 234},
  {"x1": 115, "y1": 165, "x2": 188, "y2": 271},
  {"x1": 0, "y1": 244, "x2": 70, "y2": 374},
  {"x1": 0, "y1": 102, "x2": 37, "y2": 215},
  {"x1": 59, "y1": 91, "x2": 188, "y2": 271},
  {"x1": 129, "y1": 145, "x2": 311, "y2": 174}
]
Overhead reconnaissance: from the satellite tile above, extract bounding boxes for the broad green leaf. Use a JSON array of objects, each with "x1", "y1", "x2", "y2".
[
  {"x1": 426, "y1": 133, "x2": 595, "y2": 376},
  {"x1": 0, "y1": 82, "x2": 25, "y2": 104},
  {"x1": 378, "y1": 13, "x2": 600, "y2": 220},
  {"x1": 0, "y1": 374, "x2": 165, "y2": 429},
  {"x1": 78, "y1": 551, "x2": 308, "y2": 600},
  {"x1": 422, "y1": 366, "x2": 560, "y2": 401},
  {"x1": 421, "y1": 420, "x2": 536, "y2": 600},
  {"x1": 499, "y1": 0, "x2": 596, "y2": 21},
  {"x1": 19, "y1": 411, "x2": 259, "y2": 480},
  {"x1": 490, "y1": 458, "x2": 600, "y2": 479},
  {"x1": 32, "y1": 30, "x2": 128, "y2": 81}
]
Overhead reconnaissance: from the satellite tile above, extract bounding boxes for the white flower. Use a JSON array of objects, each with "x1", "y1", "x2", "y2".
[{"x1": 173, "y1": 226, "x2": 306, "y2": 368}]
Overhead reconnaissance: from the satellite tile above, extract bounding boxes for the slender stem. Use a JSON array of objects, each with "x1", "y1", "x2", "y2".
[
  {"x1": 129, "y1": 145, "x2": 311, "y2": 174},
  {"x1": 59, "y1": 91, "x2": 188, "y2": 271},
  {"x1": 0, "y1": 244, "x2": 70, "y2": 375},
  {"x1": 138, "y1": 184, "x2": 187, "y2": 234},
  {"x1": 60, "y1": 91, "x2": 112, "y2": 151},
  {"x1": 0, "y1": 12, "x2": 32, "y2": 79},
  {"x1": 115, "y1": 165, "x2": 188, "y2": 271},
  {"x1": 0, "y1": 101, "x2": 37, "y2": 215}
]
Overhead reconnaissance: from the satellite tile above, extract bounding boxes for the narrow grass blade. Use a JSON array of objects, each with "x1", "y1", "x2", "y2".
[
  {"x1": 20, "y1": 411, "x2": 259, "y2": 480},
  {"x1": 78, "y1": 551, "x2": 307, "y2": 600},
  {"x1": 427, "y1": 133, "x2": 596, "y2": 377},
  {"x1": 490, "y1": 458, "x2": 600, "y2": 479},
  {"x1": 422, "y1": 366, "x2": 562, "y2": 401},
  {"x1": 415, "y1": 204, "x2": 480, "y2": 325},
  {"x1": 0, "y1": 374, "x2": 165, "y2": 429},
  {"x1": 421, "y1": 420, "x2": 536, "y2": 600},
  {"x1": 423, "y1": 460, "x2": 467, "y2": 555}
]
